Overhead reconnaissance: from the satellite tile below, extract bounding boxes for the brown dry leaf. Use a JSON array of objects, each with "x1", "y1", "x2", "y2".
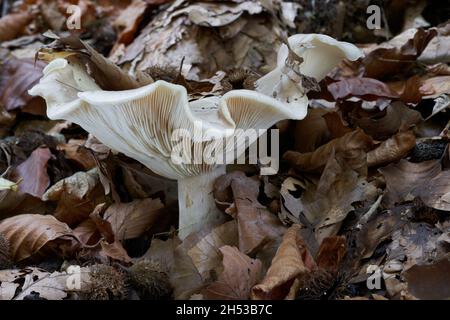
[
  {"x1": 352, "y1": 206, "x2": 406, "y2": 261},
  {"x1": 103, "y1": 198, "x2": 165, "y2": 241},
  {"x1": 367, "y1": 130, "x2": 416, "y2": 167},
  {"x1": 349, "y1": 102, "x2": 422, "y2": 141},
  {"x1": 10, "y1": 147, "x2": 52, "y2": 198},
  {"x1": 57, "y1": 139, "x2": 96, "y2": 170},
  {"x1": 42, "y1": 168, "x2": 106, "y2": 226},
  {"x1": 322, "y1": 111, "x2": 353, "y2": 140},
  {"x1": 312, "y1": 151, "x2": 376, "y2": 242},
  {"x1": 387, "y1": 222, "x2": 445, "y2": 271},
  {"x1": 214, "y1": 172, "x2": 286, "y2": 255},
  {"x1": 0, "y1": 189, "x2": 48, "y2": 220},
  {"x1": 72, "y1": 218, "x2": 99, "y2": 246},
  {"x1": 0, "y1": 58, "x2": 46, "y2": 111},
  {"x1": 404, "y1": 258, "x2": 450, "y2": 300},
  {"x1": 251, "y1": 225, "x2": 315, "y2": 300},
  {"x1": 100, "y1": 240, "x2": 132, "y2": 263},
  {"x1": 185, "y1": 220, "x2": 239, "y2": 281},
  {"x1": 0, "y1": 214, "x2": 77, "y2": 262},
  {"x1": 0, "y1": 12, "x2": 33, "y2": 42},
  {"x1": 284, "y1": 129, "x2": 374, "y2": 173},
  {"x1": 363, "y1": 28, "x2": 437, "y2": 79},
  {"x1": 121, "y1": 163, "x2": 177, "y2": 201},
  {"x1": 114, "y1": 0, "x2": 149, "y2": 45},
  {"x1": 328, "y1": 77, "x2": 400, "y2": 101},
  {"x1": 41, "y1": 36, "x2": 141, "y2": 91},
  {"x1": 293, "y1": 108, "x2": 330, "y2": 153},
  {"x1": 203, "y1": 246, "x2": 262, "y2": 300},
  {"x1": 414, "y1": 170, "x2": 450, "y2": 211},
  {"x1": 171, "y1": 242, "x2": 204, "y2": 300},
  {"x1": 315, "y1": 236, "x2": 347, "y2": 271},
  {"x1": 420, "y1": 76, "x2": 450, "y2": 98},
  {"x1": 141, "y1": 237, "x2": 180, "y2": 272},
  {"x1": 379, "y1": 159, "x2": 441, "y2": 207},
  {"x1": 118, "y1": 0, "x2": 283, "y2": 79},
  {"x1": 170, "y1": 220, "x2": 237, "y2": 299}
]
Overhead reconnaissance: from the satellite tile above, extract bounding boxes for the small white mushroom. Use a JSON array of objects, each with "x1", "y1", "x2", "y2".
[
  {"x1": 256, "y1": 33, "x2": 363, "y2": 114},
  {"x1": 30, "y1": 58, "x2": 305, "y2": 239}
]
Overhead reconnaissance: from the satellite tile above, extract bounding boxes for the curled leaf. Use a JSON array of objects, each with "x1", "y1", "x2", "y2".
[
  {"x1": 0, "y1": 214, "x2": 76, "y2": 261},
  {"x1": 251, "y1": 225, "x2": 315, "y2": 300},
  {"x1": 203, "y1": 246, "x2": 262, "y2": 300}
]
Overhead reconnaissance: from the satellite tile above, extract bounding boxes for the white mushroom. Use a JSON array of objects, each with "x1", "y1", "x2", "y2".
[
  {"x1": 256, "y1": 33, "x2": 363, "y2": 114},
  {"x1": 29, "y1": 58, "x2": 306, "y2": 239}
]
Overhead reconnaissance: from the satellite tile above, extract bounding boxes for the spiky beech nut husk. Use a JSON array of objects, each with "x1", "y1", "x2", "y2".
[
  {"x1": 296, "y1": 270, "x2": 350, "y2": 300},
  {"x1": 221, "y1": 68, "x2": 258, "y2": 92},
  {"x1": 0, "y1": 232, "x2": 12, "y2": 270},
  {"x1": 128, "y1": 260, "x2": 173, "y2": 300},
  {"x1": 85, "y1": 264, "x2": 127, "y2": 300},
  {"x1": 144, "y1": 65, "x2": 179, "y2": 82}
]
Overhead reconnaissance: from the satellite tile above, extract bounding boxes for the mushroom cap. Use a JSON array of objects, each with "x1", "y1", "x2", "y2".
[
  {"x1": 284, "y1": 34, "x2": 363, "y2": 81},
  {"x1": 256, "y1": 34, "x2": 363, "y2": 113},
  {"x1": 29, "y1": 58, "x2": 306, "y2": 180}
]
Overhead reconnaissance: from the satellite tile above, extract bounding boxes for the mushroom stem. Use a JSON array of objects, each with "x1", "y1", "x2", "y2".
[{"x1": 177, "y1": 166, "x2": 226, "y2": 239}]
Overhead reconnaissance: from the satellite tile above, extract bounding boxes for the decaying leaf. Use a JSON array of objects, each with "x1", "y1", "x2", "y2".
[
  {"x1": 10, "y1": 147, "x2": 52, "y2": 198},
  {"x1": 103, "y1": 198, "x2": 165, "y2": 241},
  {"x1": 0, "y1": 58, "x2": 46, "y2": 111},
  {"x1": 0, "y1": 12, "x2": 33, "y2": 42},
  {"x1": 284, "y1": 129, "x2": 373, "y2": 173},
  {"x1": 367, "y1": 130, "x2": 416, "y2": 167},
  {"x1": 42, "y1": 169, "x2": 106, "y2": 226},
  {"x1": 203, "y1": 246, "x2": 262, "y2": 300},
  {"x1": 315, "y1": 236, "x2": 347, "y2": 271},
  {"x1": 214, "y1": 172, "x2": 286, "y2": 255},
  {"x1": 0, "y1": 214, "x2": 77, "y2": 262},
  {"x1": 404, "y1": 258, "x2": 450, "y2": 300},
  {"x1": 251, "y1": 225, "x2": 315, "y2": 300}
]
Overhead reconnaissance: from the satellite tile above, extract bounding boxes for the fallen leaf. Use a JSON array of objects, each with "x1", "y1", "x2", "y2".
[
  {"x1": 113, "y1": 0, "x2": 149, "y2": 45},
  {"x1": 0, "y1": 58, "x2": 46, "y2": 111},
  {"x1": 379, "y1": 159, "x2": 441, "y2": 207},
  {"x1": 251, "y1": 225, "x2": 315, "y2": 300},
  {"x1": 203, "y1": 246, "x2": 262, "y2": 300},
  {"x1": 367, "y1": 130, "x2": 416, "y2": 167},
  {"x1": 0, "y1": 12, "x2": 33, "y2": 42},
  {"x1": 387, "y1": 222, "x2": 444, "y2": 271},
  {"x1": 42, "y1": 169, "x2": 106, "y2": 226},
  {"x1": 348, "y1": 102, "x2": 422, "y2": 141},
  {"x1": 284, "y1": 129, "x2": 373, "y2": 173},
  {"x1": 10, "y1": 147, "x2": 52, "y2": 198},
  {"x1": 315, "y1": 236, "x2": 347, "y2": 271},
  {"x1": 214, "y1": 172, "x2": 286, "y2": 254},
  {"x1": 100, "y1": 240, "x2": 132, "y2": 263},
  {"x1": 328, "y1": 77, "x2": 399, "y2": 101},
  {"x1": 103, "y1": 198, "x2": 165, "y2": 241},
  {"x1": 363, "y1": 28, "x2": 437, "y2": 79},
  {"x1": 0, "y1": 214, "x2": 77, "y2": 261},
  {"x1": 57, "y1": 139, "x2": 96, "y2": 170},
  {"x1": 185, "y1": 221, "x2": 238, "y2": 281},
  {"x1": 404, "y1": 258, "x2": 450, "y2": 300}
]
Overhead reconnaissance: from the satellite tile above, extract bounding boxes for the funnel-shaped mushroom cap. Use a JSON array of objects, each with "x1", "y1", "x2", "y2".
[
  {"x1": 29, "y1": 58, "x2": 305, "y2": 180},
  {"x1": 284, "y1": 34, "x2": 363, "y2": 81},
  {"x1": 256, "y1": 34, "x2": 363, "y2": 113}
]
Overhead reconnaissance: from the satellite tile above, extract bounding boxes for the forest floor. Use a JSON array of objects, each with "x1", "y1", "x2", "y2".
[{"x1": 0, "y1": 0, "x2": 450, "y2": 300}]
